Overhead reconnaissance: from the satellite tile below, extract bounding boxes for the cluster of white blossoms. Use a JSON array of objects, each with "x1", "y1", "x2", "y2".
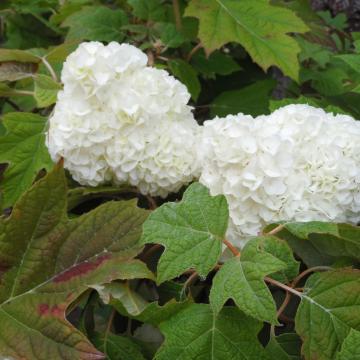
[
  {"x1": 47, "y1": 42, "x2": 360, "y2": 248},
  {"x1": 47, "y1": 41, "x2": 200, "y2": 197},
  {"x1": 199, "y1": 104, "x2": 360, "y2": 247}
]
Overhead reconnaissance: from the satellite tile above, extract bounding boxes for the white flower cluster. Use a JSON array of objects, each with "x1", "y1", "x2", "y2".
[
  {"x1": 200, "y1": 104, "x2": 360, "y2": 247},
  {"x1": 47, "y1": 41, "x2": 200, "y2": 197}
]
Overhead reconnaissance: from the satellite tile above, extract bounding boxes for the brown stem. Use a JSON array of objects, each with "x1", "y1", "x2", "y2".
[
  {"x1": 41, "y1": 56, "x2": 58, "y2": 82},
  {"x1": 104, "y1": 309, "x2": 116, "y2": 341},
  {"x1": 146, "y1": 195, "x2": 157, "y2": 210},
  {"x1": 172, "y1": 0, "x2": 182, "y2": 30},
  {"x1": 292, "y1": 266, "x2": 332, "y2": 288},
  {"x1": 265, "y1": 224, "x2": 285, "y2": 236},
  {"x1": 265, "y1": 277, "x2": 303, "y2": 298},
  {"x1": 183, "y1": 271, "x2": 198, "y2": 289},
  {"x1": 223, "y1": 239, "x2": 240, "y2": 257},
  {"x1": 147, "y1": 50, "x2": 154, "y2": 66},
  {"x1": 186, "y1": 42, "x2": 202, "y2": 62}
]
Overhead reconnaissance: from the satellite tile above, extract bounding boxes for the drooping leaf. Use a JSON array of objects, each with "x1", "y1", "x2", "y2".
[
  {"x1": 168, "y1": 59, "x2": 201, "y2": 100},
  {"x1": 295, "y1": 269, "x2": 360, "y2": 360},
  {"x1": 336, "y1": 329, "x2": 360, "y2": 360},
  {"x1": 211, "y1": 79, "x2": 276, "y2": 117},
  {"x1": 0, "y1": 61, "x2": 37, "y2": 82},
  {"x1": 105, "y1": 293, "x2": 191, "y2": 326},
  {"x1": 62, "y1": 6, "x2": 129, "y2": 42},
  {"x1": 185, "y1": 0, "x2": 309, "y2": 80},
  {"x1": 210, "y1": 236, "x2": 286, "y2": 324},
  {"x1": 93, "y1": 333, "x2": 146, "y2": 360},
  {"x1": 0, "y1": 164, "x2": 150, "y2": 359},
  {"x1": 270, "y1": 221, "x2": 360, "y2": 267},
  {"x1": 0, "y1": 48, "x2": 40, "y2": 63},
  {"x1": 155, "y1": 304, "x2": 270, "y2": 360},
  {"x1": 266, "y1": 333, "x2": 302, "y2": 360},
  {"x1": 0, "y1": 112, "x2": 53, "y2": 208},
  {"x1": 96, "y1": 282, "x2": 150, "y2": 316},
  {"x1": 34, "y1": 74, "x2": 62, "y2": 107},
  {"x1": 141, "y1": 182, "x2": 228, "y2": 284}
]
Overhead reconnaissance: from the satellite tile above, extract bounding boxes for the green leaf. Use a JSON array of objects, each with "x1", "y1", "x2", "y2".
[
  {"x1": 0, "y1": 82, "x2": 29, "y2": 97},
  {"x1": 97, "y1": 282, "x2": 150, "y2": 316},
  {"x1": 0, "y1": 48, "x2": 40, "y2": 63},
  {"x1": 94, "y1": 333, "x2": 146, "y2": 360},
  {"x1": 295, "y1": 269, "x2": 360, "y2": 360},
  {"x1": 0, "y1": 112, "x2": 53, "y2": 208},
  {"x1": 128, "y1": 0, "x2": 166, "y2": 22},
  {"x1": 211, "y1": 79, "x2": 276, "y2": 117},
  {"x1": 210, "y1": 236, "x2": 286, "y2": 324},
  {"x1": 266, "y1": 333, "x2": 302, "y2": 360},
  {"x1": 45, "y1": 41, "x2": 80, "y2": 63},
  {"x1": 168, "y1": 59, "x2": 201, "y2": 100},
  {"x1": 302, "y1": 67, "x2": 348, "y2": 96},
  {"x1": 155, "y1": 304, "x2": 270, "y2": 360},
  {"x1": 185, "y1": 0, "x2": 309, "y2": 80},
  {"x1": 269, "y1": 95, "x2": 347, "y2": 115},
  {"x1": 155, "y1": 22, "x2": 186, "y2": 48},
  {"x1": 0, "y1": 164, "x2": 150, "y2": 359},
  {"x1": 0, "y1": 61, "x2": 37, "y2": 82},
  {"x1": 33, "y1": 73, "x2": 61, "y2": 107},
  {"x1": 271, "y1": 222, "x2": 360, "y2": 267},
  {"x1": 141, "y1": 183, "x2": 228, "y2": 284},
  {"x1": 192, "y1": 50, "x2": 241, "y2": 79},
  {"x1": 63, "y1": 6, "x2": 128, "y2": 42},
  {"x1": 67, "y1": 185, "x2": 136, "y2": 211},
  {"x1": 109, "y1": 297, "x2": 191, "y2": 326},
  {"x1": 336, "y1": 54, "x2": 360, "y2": 74},
  {"x1": 337, "y1": 329, "x2": 360, "y2": 360},
  {"x1": 258, "y1": 236, "x2": 299, "y2": 283},
  {"x1": 297, "y1": 36, "x2": 331, "y2": 68}
]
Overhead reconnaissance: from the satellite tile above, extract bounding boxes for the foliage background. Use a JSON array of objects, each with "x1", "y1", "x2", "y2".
[{"x1": 0, "y1": 0, "x2": 359, "y2": 359}]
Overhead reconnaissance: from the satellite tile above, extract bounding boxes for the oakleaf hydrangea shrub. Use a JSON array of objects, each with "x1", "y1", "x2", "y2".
[
  {"x1": 1, "y1": 1, "x2": 360, "y2": 357},
  {"x1": 47, "y1": 42, "x2": 201, "y2": 197}
]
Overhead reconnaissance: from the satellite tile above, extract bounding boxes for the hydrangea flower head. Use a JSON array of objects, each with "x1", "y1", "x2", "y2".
[
  {"x1": 47, "y1": 42, "x2": 200, "y2": 196},
  {"x1": 199, "y1": 104, "x2": 360, "y2": 247}
]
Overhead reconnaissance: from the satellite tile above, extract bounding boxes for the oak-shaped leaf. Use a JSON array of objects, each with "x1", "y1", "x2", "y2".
[
  {"x1": 269, "y1": 221, "x2": 360, "y2": 267},
  {"x1": 295, "y1": 269, "x2": 360, "y2": 360},
  {"x1": 336, "y1": 329, "x2": 360, "y2": 360},
  {"x1": 0, "y1": 164, "x2": 151, "y2": 359},
  {"x1": 97, "y1": 282, "x2": 191, "y2": 326},
  {"x1": 155, "y1": 304, "x2": 270, "y2": 360},
  {"x1": 210, "y1": 236, "x2": 286, "y2": 324},
  {"x1": 0, "y1": 112, "x2": 53, "y2": 208},
  {"x1": 141, "y1": 182, "x2": 229, "y2": 284},
  {"x1": 185, "y1": 0, "x2": 309, "y2": 80}
]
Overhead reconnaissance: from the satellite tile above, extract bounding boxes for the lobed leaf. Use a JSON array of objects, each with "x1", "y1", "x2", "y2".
[
  {"x1": 185, "y1": 0, "x2": 309, "y2": 80},
  {"x1": 210, "y1": 236, "x2": 287, "y2": 324},
  {"x1": 141, "y1": 182, "x2": 228, "y2": 284},
  {"x1": 295, "y1": 269, "x2": 360, "y2": 360},
  {"x1": 0, "y1": 164, "x2": 150, "y2": 359},
  {"x1": 155, "y1": 304, "x2": 270, "y2": 360}
]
